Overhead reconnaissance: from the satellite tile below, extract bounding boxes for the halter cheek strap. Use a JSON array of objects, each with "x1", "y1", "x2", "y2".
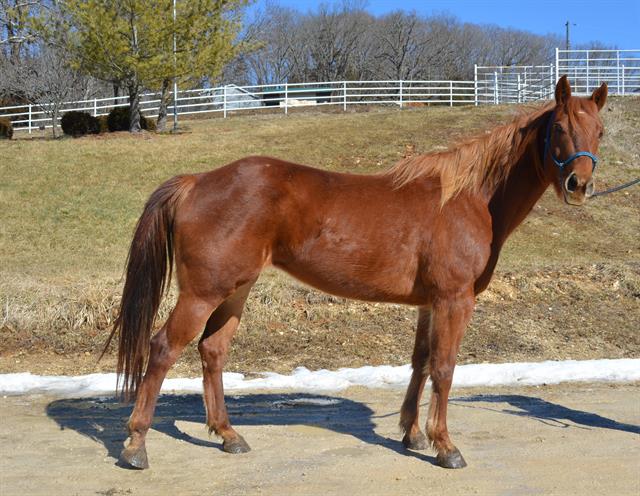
[{"x1": 544, "y1": 111, "x2": 598, "y2": 172}]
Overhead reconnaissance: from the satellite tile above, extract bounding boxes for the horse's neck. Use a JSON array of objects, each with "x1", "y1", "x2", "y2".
[
  {"x1": 492, "y1": 153, "x2": 549, "y2": 240},
  {"x1": 475, "y1": 131, "x2": 550, "y2": 293}
]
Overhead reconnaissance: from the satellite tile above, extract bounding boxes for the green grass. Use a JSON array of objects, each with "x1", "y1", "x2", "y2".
[{"x1": 1, "y1": 100, "x2": 638, "y2": 375}]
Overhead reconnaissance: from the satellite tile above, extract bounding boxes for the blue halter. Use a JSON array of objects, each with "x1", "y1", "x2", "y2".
[{"x1": 543, "y1": 111, "x2": 598, "y2": 172}]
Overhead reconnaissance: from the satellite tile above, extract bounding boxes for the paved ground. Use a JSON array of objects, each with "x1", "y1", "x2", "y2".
[{"x1": 1, "y1": 383, "x2": 639, "y2": 495}]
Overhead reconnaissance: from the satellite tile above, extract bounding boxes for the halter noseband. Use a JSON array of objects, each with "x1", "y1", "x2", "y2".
[{"x1": 543, "y1": 111, "x2": 598, "y2": 172}]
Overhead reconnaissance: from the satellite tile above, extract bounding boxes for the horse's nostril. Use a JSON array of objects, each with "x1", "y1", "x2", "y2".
[
  {"x1": 585, "y1": 180, "x2": 595, "y2": 197},
  {"x1": 565, "y1": 173, "x2": 579, "y2": 193}
]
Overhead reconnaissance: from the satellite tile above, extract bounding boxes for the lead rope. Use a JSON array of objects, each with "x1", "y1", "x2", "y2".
[{"x1": 591, "y1": 177, "x2": 640, "y2": 197}]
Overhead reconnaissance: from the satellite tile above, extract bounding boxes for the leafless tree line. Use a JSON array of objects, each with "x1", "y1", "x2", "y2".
[{"x1": 225, "y1": 3, "x2": 566, "y2": 85}]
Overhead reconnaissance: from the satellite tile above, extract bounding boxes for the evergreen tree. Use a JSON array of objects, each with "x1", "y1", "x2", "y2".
[{"x1": 55, "y1": 0, "x2": 247, "y2": 132}]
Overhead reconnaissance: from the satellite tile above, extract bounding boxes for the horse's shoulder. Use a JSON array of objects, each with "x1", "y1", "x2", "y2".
[{"x1": 424, "y1": 194, "x2": 493, "y2": 290}]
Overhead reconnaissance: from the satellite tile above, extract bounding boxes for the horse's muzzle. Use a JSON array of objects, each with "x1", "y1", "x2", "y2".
[{"x1": 563, "y1": 172, "x2": 594, "y2": 206}]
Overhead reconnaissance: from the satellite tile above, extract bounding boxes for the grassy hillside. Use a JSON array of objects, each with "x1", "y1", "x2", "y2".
[{"x1": 1, "y1": 100, "x2": 638, "y2": 376}]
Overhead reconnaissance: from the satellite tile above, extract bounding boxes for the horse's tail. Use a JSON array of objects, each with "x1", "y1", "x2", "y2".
[{"x1": 102, "y1": 175, "x2": 193, "y2": 400}]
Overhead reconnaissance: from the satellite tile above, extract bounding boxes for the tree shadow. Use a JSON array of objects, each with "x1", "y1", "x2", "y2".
[
  {"x1": 451, "y1": 394, "x2": 640, "y2": 434},
  {"x1": 45, "y1": 393, "x2": 438, "y2": 466}
]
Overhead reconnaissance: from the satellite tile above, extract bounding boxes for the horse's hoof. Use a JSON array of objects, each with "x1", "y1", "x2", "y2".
[
  {"x1": 223, "y1": 435, "x2": 251, "y2": 454},
  {"x1": 402, "y1": 431, "x2": 428, "y2": 450},
  {"x1": 436, "y1": 448, "x2": 467, "y2": 469},
  {"x1": 119, "y1": 445, "x2": 149, "y2": 470}
]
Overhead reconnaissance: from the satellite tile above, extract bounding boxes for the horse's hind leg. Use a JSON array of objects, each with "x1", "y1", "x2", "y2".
[
  {"x1": 198, "y1": 280, "x2": 255, "y2": 454},
  {"x1": 120, "y1": 294, "x2": 220, "y2": 469},
  {"x1": 426, "y1": 291, "x2": 475, "y2": 469},
  {"x1": 400, "y1": 306, "x2": 431, "y2": 450}
]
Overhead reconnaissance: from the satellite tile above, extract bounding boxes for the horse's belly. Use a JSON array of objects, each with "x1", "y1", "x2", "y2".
[{"x1": 274, "y1": 255, "x2": 425, "y2": 305}]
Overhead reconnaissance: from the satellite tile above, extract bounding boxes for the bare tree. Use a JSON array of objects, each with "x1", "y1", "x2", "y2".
[
  {"x1": 241, "y1": 4, "x2": 303, "y2": 84},
  {"x1": 372, "y1": 11, "x2": 426, "y2": 80},
  {"x1": 1, "y1": 2, "x2": 101, "y2": 136},
  {"x1": 302, "y1": 3, "x2": 370, "y2": 81},
  {"x1": 1, "y1": 43, "x2": 98, "y2": 136},
  {"x1": 342, "y1": 12, "x2": 376, "y2": 80}
]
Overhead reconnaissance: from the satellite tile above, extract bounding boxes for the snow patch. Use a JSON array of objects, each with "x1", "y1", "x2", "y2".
[{"x1": 0, "y1": 358, "x2": 638, "y2": 396}]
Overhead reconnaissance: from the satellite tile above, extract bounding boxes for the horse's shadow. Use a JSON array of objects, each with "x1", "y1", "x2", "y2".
[
  {"x1": 45, "y1": 392, "x2": 437, "y2": 465},
  {"x1": 45, "y1": 391, "x2": 639, "y2": 467},
  {"x1": 451, "y1": 394, "x2": 640, "y2": 434}
]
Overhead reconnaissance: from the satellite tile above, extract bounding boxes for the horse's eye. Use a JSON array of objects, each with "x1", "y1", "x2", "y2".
[
  {"x1": 598, "y1": 131, "x2": 604, "y2": 139},
  {"x1": 553, "y1": 123, "x2": 565, "y2": 134}
]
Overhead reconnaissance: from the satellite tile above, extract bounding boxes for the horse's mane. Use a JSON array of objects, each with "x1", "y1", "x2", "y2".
[{"x1": 384, "y1": 104, "x2": 554, "y2": 204}]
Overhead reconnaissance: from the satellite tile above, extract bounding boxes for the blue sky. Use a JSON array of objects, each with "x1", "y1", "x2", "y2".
[{"x1": 258, "y1": 0, "x2": 639, "y2": 49}]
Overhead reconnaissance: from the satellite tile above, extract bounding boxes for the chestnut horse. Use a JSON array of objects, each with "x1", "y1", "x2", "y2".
[{"x1": 106, "y1": 76, "x2": 607, "y2": 469}]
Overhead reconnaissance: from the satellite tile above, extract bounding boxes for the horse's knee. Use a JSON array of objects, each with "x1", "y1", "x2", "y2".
[{"x1": 430, "y1": 362, "x2": 454, "y2": 388}]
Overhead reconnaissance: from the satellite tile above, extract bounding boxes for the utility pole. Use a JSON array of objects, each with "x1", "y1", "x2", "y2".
[
  {"x1": 172, "y1": 0, "x2": 178, "y2": 132},
  {"x1": 565, "y1": 20, "x2": 576, "y2": 51}
]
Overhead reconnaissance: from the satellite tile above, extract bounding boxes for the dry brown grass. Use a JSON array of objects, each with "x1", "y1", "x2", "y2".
[{"x1": 1, "y1": 99, "x2": 638, "y2": 375}]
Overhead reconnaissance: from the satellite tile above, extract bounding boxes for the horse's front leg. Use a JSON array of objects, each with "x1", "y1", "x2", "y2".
[
  {"x1": 400, "y1": 306, "x2": 431, "y2": 450},
  {"x1": 427, "y1": 290, "x2": 475, "y2": 469}
]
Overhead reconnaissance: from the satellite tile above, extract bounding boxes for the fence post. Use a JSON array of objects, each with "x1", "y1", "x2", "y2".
[
  {"x1": 555, "y1": 47, "x2": 559, "y2": 83},
  {"x1": 586, "y1": 50, "x2": 590, "y2": 93},
  {"x1": 399, "y1": 80, "x2": 403, "y2": 108},
  {"x1": 517, "y1": 74, "x2": 521, "y2": 103},
  {"x1": 284, "y1": 82, "x2": 288, "y2": 115},
  {"x1": 343, "y1": 81, "x2": 347, "y2": 111},
  {"x1": 93, "y1": 98, "x2": 97, "y2": 117},
  {"x1": 617, "y1": 50, "x2": 621, "y2": 94},
  {"x1": 474, "y1": 64, "x2": 478, "y2": 106},
  {"x1": 173, "y1": 81, "x2": 179, "y2": 131},
  {"x1": 494, "y1": 71, "x2": 499, "y2": 105},
  {"x1": 28, "y1": 104, "x2": 32, "y2": 134},
  {"x1": 223, "y1": 85, "x2": 227, "y2": 118},
  {"x1": 622, "y1": 65, "x2": 625, "y2": 95}
]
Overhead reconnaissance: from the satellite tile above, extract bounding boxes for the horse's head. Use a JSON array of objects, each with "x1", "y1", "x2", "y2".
[{"x1": 545, "y1": 75, "x2": 607, "y2": 206}]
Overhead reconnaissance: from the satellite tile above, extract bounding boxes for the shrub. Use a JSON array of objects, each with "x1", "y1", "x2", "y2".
[
  {"x1": 61, "y1": 111, "x2": 99, "y2": 137},
  {"x1": 97, "y1": 115, "x2": 109, "y2": 134},
  {"x1": 107, "y1": 107, "x2": 150, "y2": 132},
  {"x1": 0, "y1": 117, "x2": 13, "y2": 139}
]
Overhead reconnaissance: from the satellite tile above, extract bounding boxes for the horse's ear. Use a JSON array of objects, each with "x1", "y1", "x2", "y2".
[
  {"x1": 555, "y1": 75, "x2": 571, "y2": 105},
  {"x1": 591, "y1": 82, "x2": 608, "y2": 111}
]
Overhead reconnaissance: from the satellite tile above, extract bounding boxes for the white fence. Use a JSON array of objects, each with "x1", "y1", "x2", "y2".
[
  {"x1": 1, "y1": 48, "x2": 638, "y2": 132},
  {"x1": 0, "y1": 80, "x2": 476, "y2": 132},
  {"x1": 475, "y1": 64, "x2": 556, "y2": 104},
  {"x1": 556, "y1": 48, "x2": 640, "y2": 95},
  {"x1": 476, "y1": 48, "x2": 640, "y2": 104}
]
